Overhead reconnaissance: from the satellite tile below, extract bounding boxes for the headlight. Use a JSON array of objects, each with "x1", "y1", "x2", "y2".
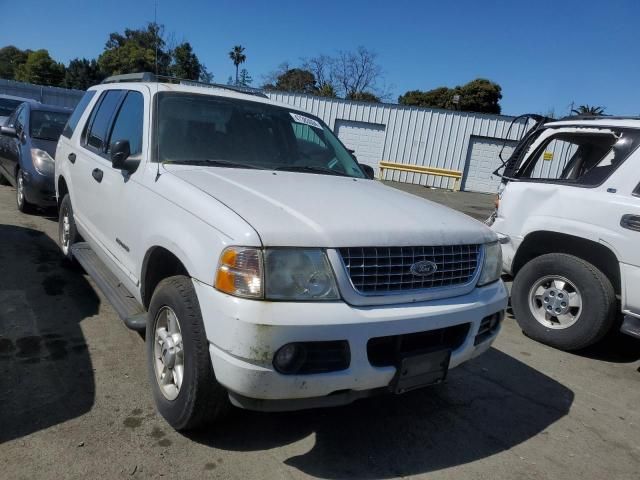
[
  {"x1": 477, "y1": 241, "x2": 502, "y2": 286},
  {"x1": 31, "y1": 148, "x2": 55, "y2": 176},
  {"x1": 264, "y1": 249, "x2": 339, "y2": 301},
  {"x1": 214, "y1": 247, "x2": 340, "y2": 301}
]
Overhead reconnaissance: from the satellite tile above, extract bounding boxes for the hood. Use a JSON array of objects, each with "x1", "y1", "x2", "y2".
[
  {"x1": 31, "y1": 137, "x2": 58, "y2": 157},
  {"x1": 166, "y1": 166, "x2": 496, "y2": 247}
]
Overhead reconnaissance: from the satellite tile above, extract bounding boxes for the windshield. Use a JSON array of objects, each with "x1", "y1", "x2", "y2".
[
  {"x1": 30, "y1": 110, "x2": 70, "y2": 141},
  {"x1": 155, "y1": 92, "x2": 366, "y2": 178},
  {"x1": 0, "y1": 98, "x2": 23, "y2": 117}
]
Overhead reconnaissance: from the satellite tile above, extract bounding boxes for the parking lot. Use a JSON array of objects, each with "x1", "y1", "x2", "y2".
[{"x1": 0, "y1": 181, "x2": 638, "y2": 480}]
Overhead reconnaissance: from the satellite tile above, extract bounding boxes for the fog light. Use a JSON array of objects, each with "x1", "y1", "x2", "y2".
[{"x1": 273, "y1": 343, "x2": 306, "y2": 374}]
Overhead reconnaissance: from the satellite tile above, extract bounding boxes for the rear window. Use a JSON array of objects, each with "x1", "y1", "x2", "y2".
[
  {"x1": 516, "y1": 129, "x2": 640, "y2": 187},
  {"x1": 30, "y1": 110, "x2": 70, "y2": 141},
  {"x1": 61, "y1": 90, "x2": 96, "y2": 139}
]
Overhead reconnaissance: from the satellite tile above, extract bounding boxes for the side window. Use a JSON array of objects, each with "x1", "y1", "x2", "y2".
[
  {"x1": 14, "y1": 106, "x2": 27, "y2": 132},
  {"x1": 62, "y1": 90, "x2": 96, "y2": 139},
  {"x1": 107, "y1": 91, "x2": 144, "y2": 156},
  {"x1": 6, "y1": 106, "x2": 21, "y2": 128},
  {"x1": 518, "y1": 131, "x2": 639, "y2": 187},
  {"x1": 83, "y1": 90, "x2": 125, "y2": 153}
]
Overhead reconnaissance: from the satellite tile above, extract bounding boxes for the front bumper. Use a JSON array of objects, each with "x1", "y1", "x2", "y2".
[
  {"x1": 193, "y1": 279, "x2": 508, "y2": 410},
  {"x1": 22, "y1": 170, "x2": 56, "y2": 207}
]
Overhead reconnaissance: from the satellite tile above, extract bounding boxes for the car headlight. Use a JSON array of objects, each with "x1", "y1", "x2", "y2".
[
  {"x1": 477, "y1": 241, "x2": 502, "y2": 286},
  {"x1": 215, "y1": 247, "x2": 340, "y2": 301},
  {"x1": 264, "y1": 249, "x2": 339, "y2": 300},
  {"x1": 31, "y1": 148, "x2": 55, "y2": 176}
]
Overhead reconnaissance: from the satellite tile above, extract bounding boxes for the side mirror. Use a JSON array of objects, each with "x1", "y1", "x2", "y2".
[
  {"x1": 359, "y1": 163, "x2": 375, "y2": 179},
  {"x1": 110, "y1": 139, "x2": 131, "y2": 170},
  {"x1": 0, "y1": 126, "x2": 18, "y2": 138}
]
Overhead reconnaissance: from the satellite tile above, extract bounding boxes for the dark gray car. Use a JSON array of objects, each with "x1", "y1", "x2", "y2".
[{"x1": 0, "y1": 102, "x2": 70, "y2": 212}]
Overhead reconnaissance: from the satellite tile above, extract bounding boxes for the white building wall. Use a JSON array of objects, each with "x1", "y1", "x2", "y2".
[{"x1": 268, "y1": 91, "x2": 530, "y2": 190}]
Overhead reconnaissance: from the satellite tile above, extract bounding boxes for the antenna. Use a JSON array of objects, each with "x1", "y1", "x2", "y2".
[{"x1": 154, "y1": 0, "x2": 159, "y2": 75}]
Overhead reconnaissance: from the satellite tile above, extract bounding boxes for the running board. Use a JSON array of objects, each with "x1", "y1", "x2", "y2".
[{"x1": 71, "y1": 242, "x2": 147, "y2": 332}]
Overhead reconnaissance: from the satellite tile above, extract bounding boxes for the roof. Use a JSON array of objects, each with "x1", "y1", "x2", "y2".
[
  {"x1": 546, "y1": 117, "x2": 640, "y2": 129},
  {"x1": 0, "y1": 93, "x2": 38, "y2": 103},
  {"x1": 91, "y1": 80, "x2": 312, "y2": 116},
  {"x1": 30, "y1": 102, "x2": 72, "y2": 113}
]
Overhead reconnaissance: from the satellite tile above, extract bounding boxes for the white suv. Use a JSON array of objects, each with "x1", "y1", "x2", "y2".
[
  {"x1": 55, "y1": 73, "x2": 507, "y2": 430},
  {"x1": 490, "y1": 115, "x2": 640, "y2": 351}
]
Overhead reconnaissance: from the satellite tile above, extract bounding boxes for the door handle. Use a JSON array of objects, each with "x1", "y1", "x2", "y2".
[
  {"x1": 92, "y1": 168, "x2": 103, "y2": 183},
  {"x1": 620, "y1": 214, "x2": 640, "y2": 232},
  {"x1": 68, "y1": 152, "x2": 76, "y2": 164}
]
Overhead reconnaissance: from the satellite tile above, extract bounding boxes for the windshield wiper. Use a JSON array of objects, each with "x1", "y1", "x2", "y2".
[
  {"x1": 273, "y1": 165, "x2": 349, "y2": 177},
  {"x1": 163, "y1": 159, "x2": 264, "y2": 169}
]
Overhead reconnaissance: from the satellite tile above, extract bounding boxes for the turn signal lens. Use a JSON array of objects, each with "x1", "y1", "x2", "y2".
[{"x1": 215, "y1": 247, "x2": 263, "y2": 298}]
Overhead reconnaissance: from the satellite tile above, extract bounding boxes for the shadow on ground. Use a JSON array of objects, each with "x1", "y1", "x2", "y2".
[
  {"x1": 188, "y1": 348, "x2": 573, "y2": 478},
  {"x1": 0, "y1": 224, "x2": 99, "y2": 444}
]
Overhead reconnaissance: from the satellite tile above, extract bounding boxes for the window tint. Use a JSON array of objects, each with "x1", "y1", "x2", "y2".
[
  {"x1": 6, "y1": 105, "x2": 22, "y2": 128},
  {"x1": 107, "y1": 91, "x2": 144, "y2": 156},
  {"x1": 517, "y1": 130, "x2": 640, "y2": 187},
  {"x1": 30, "y1": 110, "x2": 70, "y2": 140},
  {"x1": 15, "y1": 106, "x2": 27, "y2": 132},
  {"x1": 85, "y1": 90, "x2": 124, "y2": 151},
  {"x1": 62, "y1": 90, "x2": 96, "y2": 138},
  {"x1": 0, "y1": 98, "x2": 24, "y2": 117}
]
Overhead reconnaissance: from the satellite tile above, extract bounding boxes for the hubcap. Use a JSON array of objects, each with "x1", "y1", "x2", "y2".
[
  {"x1": 153, "y1": 306, "x2": 184, "y2": 401},
  {"x1": 61, "y1": 210, "x2": 71, "y2": 254},
  {"x1": 17, "y1": 174, "x2": 24, "y2": 207},
  {"x1": 529, "y1": 276, "x2": 582, "y2": 329}
]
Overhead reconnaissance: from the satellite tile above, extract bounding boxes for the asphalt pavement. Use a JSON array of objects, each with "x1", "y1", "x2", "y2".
[{"x1": 0, "y1": 182, "x2": 638, "y2": 480}]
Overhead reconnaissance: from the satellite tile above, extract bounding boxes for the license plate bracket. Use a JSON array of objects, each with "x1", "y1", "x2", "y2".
[{"x1": 391, "y1": 349, "x2": 451, "y2": 394}]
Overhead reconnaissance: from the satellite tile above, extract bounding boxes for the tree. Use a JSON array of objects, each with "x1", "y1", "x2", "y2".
[
  {"x1": 331, "y1": 47, "x2": 384, "y2": 98},
  {"x1": 63, "y1": 58, "x2": 104, "y2": 89},
  {"x1": 571, "y1": 104, "x2": 606, "y2": 116},
  {"x1": 266, "y1": 68, "x2": 317, "y2": 94},
  {"x1": 169, "y1": 42, "x2": 202, "y2": 80},
  {"x1": 238, "y1": 68, "x2": 252, "y2": 86},
  {"x1": 199, "y1": 65, "x2": 214, "y2": 84},
  {"x1": 228, "y1": 45, "x2": 246, "y2": 85},
  {"x1": 302, "y1": 55, "x2": 334, "y2": 91},
  {"x1": 316, "y1": 83, "x2": 337, "y2": 98},
  {"x1": 14, "y1": 49, "x2": 65, "y2": 86},
  {"x1": 98, "y1": 23, "x2": 171, "y2": 76},
  {"x1": 398, "y1": 79, "x2": 502, "y2": 114},
  {"x1": 346, "y1": 91, "x2": 380, "y2": 103},
  {"x1": 0, "y1": 46, "x2": 29, "y2": 80}
]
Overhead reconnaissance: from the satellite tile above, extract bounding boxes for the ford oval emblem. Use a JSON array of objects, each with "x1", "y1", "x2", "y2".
[{"x1": 410, "y1": 260, "x2": 438, "y2": 277}]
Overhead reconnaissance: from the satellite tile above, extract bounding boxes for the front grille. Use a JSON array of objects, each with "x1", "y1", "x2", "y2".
[{"x1": 339, "y1": 245, "x2": 481, "y2": 294}]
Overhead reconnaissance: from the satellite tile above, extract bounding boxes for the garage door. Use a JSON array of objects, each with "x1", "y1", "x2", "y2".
[
  {"x1": 463, "y1": 137, "x2": 517, "y2": 194},
  {"x1": 335, "y1": 120, "x2": 386, "y2": 174}
]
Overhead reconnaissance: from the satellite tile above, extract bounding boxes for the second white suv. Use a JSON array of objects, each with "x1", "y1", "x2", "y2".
[
  {"x1": 490, "y1": 115, "x2": 640, "y2": 351},
  {"x1": 55, "y1": 73, "x2": 507, "y2": 430}
]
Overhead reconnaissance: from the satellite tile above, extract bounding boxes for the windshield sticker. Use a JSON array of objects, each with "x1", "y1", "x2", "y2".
[{"x1": 290, "y1": 112, "x2": 323, "y2": 129}]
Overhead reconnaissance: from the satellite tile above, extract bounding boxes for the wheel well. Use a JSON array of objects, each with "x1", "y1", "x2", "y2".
[
  {"x1": 513, "y1": 231, "x2": 621, "y2": 294},
  {"x1": 141, "y1": 247, "x2": 189, "y2": 308},
  {"x1": 57, "y1": 176, "x2": 68, "y2": 209}
]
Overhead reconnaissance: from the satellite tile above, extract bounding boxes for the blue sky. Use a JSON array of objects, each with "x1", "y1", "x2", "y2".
[{"x1": 1, "y1": 0, "x2": 638, "y2": 116}]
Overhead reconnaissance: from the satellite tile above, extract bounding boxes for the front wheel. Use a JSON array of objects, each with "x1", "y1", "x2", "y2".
[
  {"x1": 146, "y1": 275, "x2": 229, "y2": 431},
  {"x1": 511, "y1": 253, "x2": 616, "y2": 351},
  {"x1": 16, "y1": 169, "x2": 33, "y2": 213}
]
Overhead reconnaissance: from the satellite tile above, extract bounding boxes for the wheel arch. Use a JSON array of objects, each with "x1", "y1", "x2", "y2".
[
  {"x1": 57, "y1": 175, "x2": 69, "y2": 209},
  {"x1": 512, "y1": 230, "x2": 621, "y2": 294},
  {"x1": 140, "y1": 246, "x2": 191, "y2": 309}
]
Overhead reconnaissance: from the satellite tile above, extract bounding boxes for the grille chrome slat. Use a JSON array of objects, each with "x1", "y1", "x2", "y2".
[{"x1": 340, "y1": 244, "x2": 481, "y2": 294}]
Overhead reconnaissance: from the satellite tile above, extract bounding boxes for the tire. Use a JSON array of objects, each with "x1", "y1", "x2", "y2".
[
  {"x1": 511, "y1": 253, "x2": 616, "y2": 351},
  {"x1": 146, "y1": 275, "x2": 229, "y2": 431},
  {"x1": 58, "y1": 194, "x2": 79, "y2": 263},
  {"x1": 16, "y1": 168, "x2": 33, "y2": 213},
  {"x1": 0, "y1": 171, "x2": 9, "y2": 185}
]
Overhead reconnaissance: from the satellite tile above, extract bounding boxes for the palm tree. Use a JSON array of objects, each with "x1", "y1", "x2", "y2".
[
  {"x1": 571, "y1": 104, "x2": 606, "y2": 116},
  {"x1": 228, "y1": 45, "x2": 246, "y2": 85}
]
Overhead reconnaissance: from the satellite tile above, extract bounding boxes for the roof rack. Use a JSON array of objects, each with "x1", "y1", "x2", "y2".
[
  {"x1": 101, "y1": 72, "x2": 268, "y2": 98},
  {"x1": 557, "y1": 114, "x2": 640, "y2": 121}
]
